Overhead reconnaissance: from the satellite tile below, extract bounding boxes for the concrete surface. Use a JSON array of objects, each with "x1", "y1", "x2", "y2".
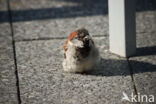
[
  {"x1": 0, "y1": 0, "x2": 18, "y2": 104},
  {"x1": 0, "y1": 0, "x2": 156, "y2": 104},
  {"x1": 129, "y1": 32, "x2": 156, "y2": 104},
  {"x1": 15, "y1": 37, "x2": 135, "y2": 104}
]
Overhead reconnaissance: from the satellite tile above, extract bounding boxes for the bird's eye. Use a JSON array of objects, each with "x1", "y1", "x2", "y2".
[{"x1": 74, "y1": 36, "x2": 78, "y2": 39}]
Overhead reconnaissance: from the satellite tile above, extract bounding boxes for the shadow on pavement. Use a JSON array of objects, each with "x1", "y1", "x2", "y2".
[
  {"x1": 79, "y1": 45, "x2": 156, "y2": 76},
  {"x1": 0, "y1": 0, "x2": 156, "y2": 23},
  {"x1": 82, "y1": 58, "x2": 156, "y2": 76},
  {"x1": 134, "y1": 46, "x2": 156, "y2": 57}
]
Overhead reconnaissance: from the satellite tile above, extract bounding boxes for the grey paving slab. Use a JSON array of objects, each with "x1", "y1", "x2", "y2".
[
  {"x1": 12, "y1": 16, "x2": 108, "y2": 41},
  {"x1": 0, "y1": 24, "x2": 18, "y2": 104},
  {"x1": 15, "y1": 39, "x2": 64, "y2": 104},
  {"x1": 0, "y1": 1, "x2": 18, "y2": 104},
  {"x1": 0, "y1": 0, "x2": 9, "y2": 22},
  {"x1": 136, "y1": 11, "x2": 156, "y2": 33},
  {"x1": 15, "y1": 37, "x2": 136, "y2": 104},
  {"x1": 10, "y1": 0, "x2": 108, "y2": 18},
  {"x1": 10, "y1": 0, "x2": 108, "y2": 40},
  {"x1": 129, "y1": 32, "x2": 156, "y2": 104},
  {"x1": 10, "y1": 0, "x2": 156, "y2": 40}
]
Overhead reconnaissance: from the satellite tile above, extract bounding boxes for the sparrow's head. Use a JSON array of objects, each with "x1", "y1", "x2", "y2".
[
  {"x1": 63, "y1": 28, "x2": 95, "y2": 59},
  {"x1": 68, "y1": 28, "x2": 91, "y2": 48}
]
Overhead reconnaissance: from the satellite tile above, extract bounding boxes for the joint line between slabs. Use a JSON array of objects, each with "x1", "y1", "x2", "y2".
[
  {"x1": 7, "y1": 0, "x2": 21, "y2": 104},
  {"x1": 127, "y1": 58, "x2": 141, "y2": 104},
  {"x1": 15, "y1": 35, "x2": 108, "y2": 42}
]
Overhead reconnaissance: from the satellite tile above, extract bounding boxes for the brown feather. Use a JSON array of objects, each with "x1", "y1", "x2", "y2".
[{"x1": 63, "y1": 28, "x2": 88, "y2": 58}]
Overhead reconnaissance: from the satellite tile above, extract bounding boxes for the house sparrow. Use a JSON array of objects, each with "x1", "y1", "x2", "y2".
[{"x1": 62, "y1": 28, "x2": 99, "y2": 73}]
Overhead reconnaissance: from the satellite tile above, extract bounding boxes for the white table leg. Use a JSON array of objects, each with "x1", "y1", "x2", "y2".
[{"x1": 109, "y1": 0, "x2": 136, "y2": 57}]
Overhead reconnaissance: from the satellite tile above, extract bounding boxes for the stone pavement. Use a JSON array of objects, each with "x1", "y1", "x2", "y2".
[{"x1": 0, "y1": 0, "x2": 156, "y2": 104}]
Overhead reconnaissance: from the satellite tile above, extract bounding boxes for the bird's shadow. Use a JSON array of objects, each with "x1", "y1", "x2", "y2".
[
  {"x1": 83, "y1": 58, "x2": 156, "y2": 76},
  {"x1": 79, "y1": 46, "x2": 156, "y2": 76}
]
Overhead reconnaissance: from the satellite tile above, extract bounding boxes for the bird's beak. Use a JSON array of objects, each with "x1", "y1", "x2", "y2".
[
  {"x1": 83, "y1": 35, "x2": 90, "y2": 47},
  {"x1": 83, "y1": 35, "x2": 90, "y2": 41}
]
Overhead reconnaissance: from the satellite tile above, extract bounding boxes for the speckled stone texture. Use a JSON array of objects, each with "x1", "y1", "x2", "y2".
[
  {"x1": 10, "y1": 0, "x2": 108, "y2": 40},
  {"x1": 129, "y1": 32, "x2": 156, "y2": 104},
  {"x1": 0, "y1": 0, "x2": 18, "y2": 104},
  {"x1": 15, "y1": 37, "x2": 135, "y2": 104},
  {"x1": 136, "y1": 11, "x2": 156, "y2": 33},
  {"x1": 12, "y1": 16, "x2": 108, "y2": 41},
  {"x1": 9, "y1": 0, "x2": 156, "y2": 41},
  {"x1": 0, "y1": 24, "x2": 18, "y2": 104},
  {"x1": 1, "y1": 0, "x2": 155, "y2": 103}
]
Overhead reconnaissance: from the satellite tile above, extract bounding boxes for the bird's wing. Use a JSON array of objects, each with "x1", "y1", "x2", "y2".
[{"x1": 63, "y1": 40, "x2": 68, "y2": 59}]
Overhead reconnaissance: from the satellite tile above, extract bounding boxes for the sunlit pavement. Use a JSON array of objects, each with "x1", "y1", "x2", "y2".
[{"x1": 0, "y1": 0, "x2": 156, "y2": 104}]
